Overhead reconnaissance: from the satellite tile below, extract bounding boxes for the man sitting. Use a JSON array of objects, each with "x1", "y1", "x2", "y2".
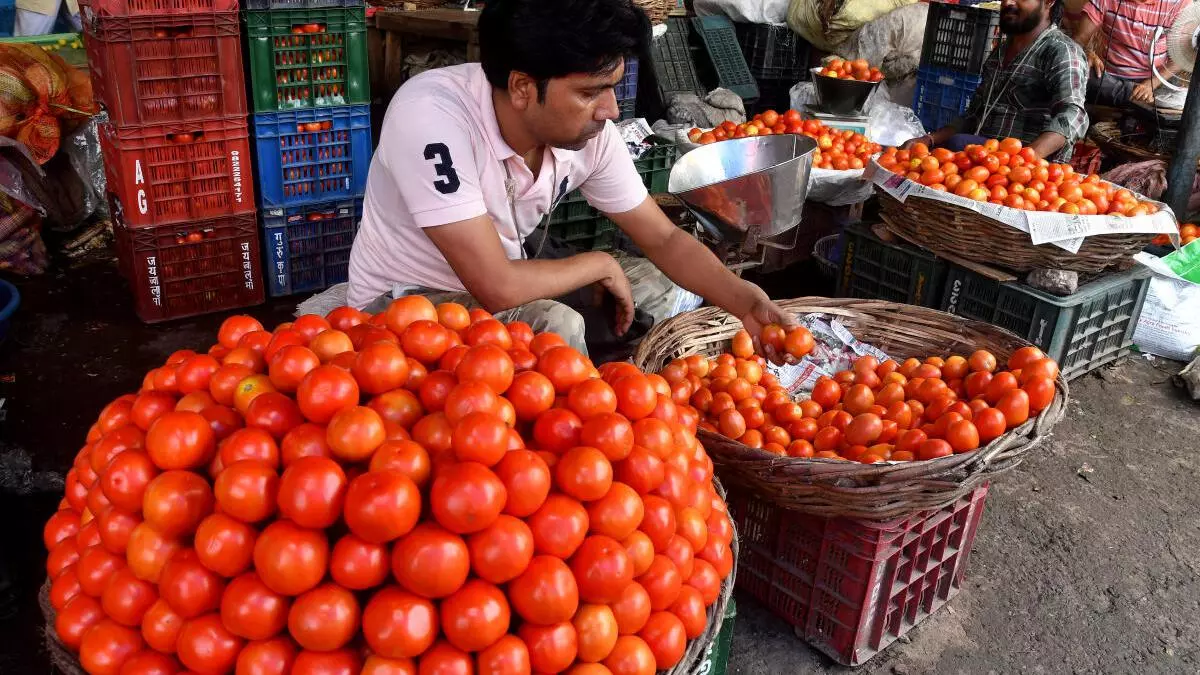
[
  {"x1": 1072, "y1": 0, "x2": 1187, "y2": 106},
  {"x1": 345, "y1": 0, "x2": 791, "y2": 355},
  {"x1": 905, "y1": 0, "x2": 1088, "y2": 161}
]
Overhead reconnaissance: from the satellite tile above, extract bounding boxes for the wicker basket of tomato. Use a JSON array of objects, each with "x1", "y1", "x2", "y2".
[
  {"x1": 872, "y1": 138, "x2": 1177, "y2": 275},
  {"x1": 39, "y1": 306, "x2": 739, "y2": 675},
  {"x1": 631, "y1": 297, "x2": 1069, "y2": 520}
]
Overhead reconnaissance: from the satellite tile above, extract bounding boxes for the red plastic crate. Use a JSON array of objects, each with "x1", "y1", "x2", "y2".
[
  {"x1": 115, "y1": 212, "x2": 265, "y2": 323},
  {"x1": 85, "y1": 12, "x2": 248, "y2": 127},
  {"x1": 80, "y1": 0, "x2": 236, "y2": 17},
  {"x1": 101, "y1": 117, "x2": 255, "y2": 227},
  {"x1": 726, "y1": 483, "x2": 989, "y2": 666}
]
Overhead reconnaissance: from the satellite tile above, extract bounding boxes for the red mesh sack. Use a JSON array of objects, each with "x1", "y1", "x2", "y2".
[{"x1": 0, "y1": 44, "x2": 96, "y2": 165}]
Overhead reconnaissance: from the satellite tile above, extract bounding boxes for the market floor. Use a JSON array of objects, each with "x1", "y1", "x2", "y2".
[{"x1": 1, "y1": 257, "x2": 1197, "y2": 674}]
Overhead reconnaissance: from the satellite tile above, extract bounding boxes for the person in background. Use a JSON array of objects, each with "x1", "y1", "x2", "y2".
[
  {"x1": 346, "y1": 0, "x2": 792, "y2": 356},
  {"x1": 1072, "y1": 0, "x2": 1187, "y2": 105},
  {"x1": 903, "y1": 0, "x2": 1088, "y2": 162}
]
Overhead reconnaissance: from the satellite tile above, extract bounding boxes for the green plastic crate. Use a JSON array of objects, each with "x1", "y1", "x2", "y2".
[
  {"x1": 837, "y1": 222, "x2": 947, "y2": 307},
  {"x1": 939, "y1": 265, "x2": 1151, "y2": 380},
  {"x1": 0, "y1": 32, "x2": 87, "y2": 69},
  {"x1": 690, "y1": 15, "x2": 759, "y2": 103},
  {"x1": 693, "y1": 597, "x2": 736, "y2": 675},
  {"x1": 546, "y1": 143, "x2": 679, "y2": 251},
  {"x1": 244, "y1": 7, "x2": 369, "y2": 112}
]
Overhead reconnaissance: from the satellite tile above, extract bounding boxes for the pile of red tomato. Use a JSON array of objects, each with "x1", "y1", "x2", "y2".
[
  {"x1": 688, "y1": 110, "x2": 881, "y2": 171},
  {"x1": 815, "y1": 58, "x2": 884, "y2": 83},
  {"x1": 656, "y1": 327, "x2": 1059, "y2": 463},
  {"x1": 878, "y1": 138, "x2": 1160, "y2": 217},
  {"x1": 1152, "y1": 223, "x2": 1198, "y2": 247},
  {"x1": 42, "y1": 300, "x2": 734, "y2": 675}
]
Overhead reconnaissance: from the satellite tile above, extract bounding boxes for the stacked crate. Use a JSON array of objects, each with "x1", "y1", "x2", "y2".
[
  {"x1": 735, "y1": 22, "x2": 812, "y2": 115},
  {"x1": 243, "y1": 0, "x2": 370, "y2": 297},
  {"x1": 84, "y1": 0, "x2": 264, "y2": 322},
  {"x1": 837, "y1": 222, "x2": 1153, "y2": 380},
  {"x1": 912, "y1": 1, "x2": 1000, "y2": 131}
]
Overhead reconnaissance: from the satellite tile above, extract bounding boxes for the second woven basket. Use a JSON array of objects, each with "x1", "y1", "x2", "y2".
[{"x1": 632, "y1": 297, "x2": 1069, "y2": 520}]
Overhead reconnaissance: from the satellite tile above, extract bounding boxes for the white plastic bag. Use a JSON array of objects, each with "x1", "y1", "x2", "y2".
[
  {"x1": 807, "y1": 167, "x2": 873, "y2": 205},
  {"x1": 788, "y1": 80, "x2": 925, "y2": 147},
  {"x1": 694, "y1": 0, "x2": 789, "y2": 24},
  {"x1": 1132, "y1": 252, "x2": 1200, "y2": 362}
]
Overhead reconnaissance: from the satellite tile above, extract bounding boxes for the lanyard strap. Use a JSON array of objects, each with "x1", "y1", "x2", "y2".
[{"x1": 503, "y1": 155, "x2": 562, "y2": 260}]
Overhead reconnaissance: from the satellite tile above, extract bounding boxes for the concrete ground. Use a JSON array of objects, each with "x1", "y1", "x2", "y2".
[{"x1": 0, "y1": 256, "x2": 1197, "y2": 674}]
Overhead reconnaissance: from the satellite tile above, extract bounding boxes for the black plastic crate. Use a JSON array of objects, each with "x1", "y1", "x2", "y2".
[
  {"x1": 618, "y1": 98, "x2": 636, "y2": 120},
  {"x1": 734, "y1": 22, "x2": 811, "y2": 82},
  {"x1": 748, "y1": 79, "x2": 793, "y2": 115},
  {"x1": 919, "y1": 1, "x2": 1000, "y2": 75},
  {"x1": 837, "y1": 222, "x2": 947, "y2": 307},
  {"x1": 691, "y1": 15, "x2": 759, "y2": 102},
  {"x1": 651, "y1": 18, "x2": 705, "y2": 99},
  {"x1": 939, "y1": 265, "x2": 1151, "y2": 380}
]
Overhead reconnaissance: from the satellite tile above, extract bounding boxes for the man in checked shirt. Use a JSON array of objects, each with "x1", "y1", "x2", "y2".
[{"x1": 904, "y1": 0, "x2": 1089, "y2": 162}]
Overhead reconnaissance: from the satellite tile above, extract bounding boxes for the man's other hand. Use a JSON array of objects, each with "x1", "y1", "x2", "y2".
[
  {"x1": 592, "y1": 253, "x2": 635, "y2": 337},
  {"x1": 1087, "y1": 51, "x2": 1105, "y2": 77},
  {"x1": 1131, "y1": 78, "x2": 1155, "y2": 103}
]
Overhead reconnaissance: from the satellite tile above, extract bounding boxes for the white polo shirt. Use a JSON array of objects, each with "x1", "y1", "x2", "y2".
[{"x1": 347, "y1": 63, "x2": 649, "y2": 309}]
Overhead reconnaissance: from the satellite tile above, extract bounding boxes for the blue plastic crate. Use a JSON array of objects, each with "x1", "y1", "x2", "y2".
[
  {"x1": 913, "y1": 66, "x2": 982, "y2": 132},
  {"x1": 261, "y1": 198, "x2": 362, "y2": 296},
  {"x1": 0, "y1": 278, "x2": 18, "y2": 344},
  {"x1": 616, "y1": 57, "x2": 638, "y2": 105},
  {"x1": 252, "y1": 104, "x2": 372, "y2": 209},
  {"x1": 0, "y1": 0, "x2": 13, "y2": 38}
]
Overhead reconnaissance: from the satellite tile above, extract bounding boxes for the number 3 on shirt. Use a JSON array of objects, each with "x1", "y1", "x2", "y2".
[{"x1": 424, "y1": 143, "x2": 461, "y2": 195}]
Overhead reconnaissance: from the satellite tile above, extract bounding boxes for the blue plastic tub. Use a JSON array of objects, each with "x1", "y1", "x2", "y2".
[
  {"x1": 252, "y1": 105, "x2": 372, "y2": 209},
  {"x1": 261, "y1": 198, "x2": 362, "y2": 297},
  {"x1": 0, "y1": 279, "x2": 20, "y2": 343}
]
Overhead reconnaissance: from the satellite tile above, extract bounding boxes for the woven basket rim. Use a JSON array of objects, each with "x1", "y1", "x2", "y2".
[
  {"x1": 630, "y1": 298, "x2": 1070, "y2": 520},
  {"x1": 1088, "y1": 120, "x2": 1166, "y2": 162},
  {"x1": 875, "y1": 188, "x2": 1155, "y2": 275},
  {"x1": 668, "y1": 476, "x2": 737, "y2": 675},
  {"x1": 632, "y1": 0, "x2": 670, "y2": 22},
  {"x1": 38, "y1": 580, "x2": 86, "y2": 675}
]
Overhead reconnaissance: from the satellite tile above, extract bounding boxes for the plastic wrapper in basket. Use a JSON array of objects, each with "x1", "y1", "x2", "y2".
[
  {"x1": 868, "y1": 159, "x2": 1178, "y2": 275},
  {"x1": 631, "y1": 298, "x2": 1070, "y2": 521},
  {"x1": 37, "y1": 478, "x2": 738, "y2": 675}
]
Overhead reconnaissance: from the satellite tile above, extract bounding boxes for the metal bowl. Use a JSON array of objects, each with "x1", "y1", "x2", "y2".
[
  {"x1": 668, "y1": 135, "x2": 817, "y2": 244},
  {"x1": 811, "y1": 67, "x2": 879, "y2": 115}
]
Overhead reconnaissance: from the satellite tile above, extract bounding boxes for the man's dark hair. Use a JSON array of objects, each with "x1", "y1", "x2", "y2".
[{"x1": 479, "y1": 0, "x2": 651, "y2": 102}]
